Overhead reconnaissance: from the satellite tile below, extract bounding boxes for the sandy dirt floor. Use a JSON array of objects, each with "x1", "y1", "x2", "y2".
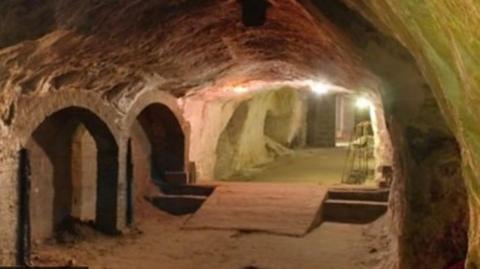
[
  {"x1": 227, "y1": 147, "x2": 375, "y2": 186},
  {"x1": 31, "y1": 148, "x2": 384, "y2": 269},
  {"x1": 32, "y1": 203, "x2": 384, "y2": 269}
]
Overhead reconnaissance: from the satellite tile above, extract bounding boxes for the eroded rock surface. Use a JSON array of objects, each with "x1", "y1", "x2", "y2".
[
  {"x1": 0, "y1": 1, "x2": 478, "y2": 268},
  {"x1": 0, "y1": 0, "x2": 368, "y2": 129},
  {"x1": 327, "y1": 1, "x2": 479, "y2": 268}
]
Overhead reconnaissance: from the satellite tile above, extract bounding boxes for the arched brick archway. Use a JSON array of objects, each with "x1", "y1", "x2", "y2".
[
  {"x1": 125, "y1": 90, "x2": 190, "y2": 175},
  {"x1": 125, "y1": 91, "x2": 189, "y2": 144},
  {"x1": 124, "y1": 90, "x2": 189, "y2": 222},
  {"x1": 12, "y1": 92, "x2": 122, "y2": 262},
  {"x1": 25, "y1": 106, "x2": 119, "y2": 236},
  {"x1": 14, "y1": 91, "x2": 122, "y2": 145}
]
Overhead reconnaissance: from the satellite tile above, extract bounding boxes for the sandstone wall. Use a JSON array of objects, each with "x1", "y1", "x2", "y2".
[
  {"x1": 337, "y1": 1, "x2": 480, "y2": 266},
  {"x1": 185, "y1": 87, "x2": 307, "y2": 181},
  {"x1": 0, "y1": 0, "x2": 475, "y2": 267},
  {"x1": 308, "y1": 1, "x2": 470, "y2": 268}
]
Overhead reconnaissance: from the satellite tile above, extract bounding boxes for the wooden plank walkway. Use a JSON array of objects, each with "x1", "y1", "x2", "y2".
[{"x1": 183, "y1": 183, "x2": 327, "y2": 236}]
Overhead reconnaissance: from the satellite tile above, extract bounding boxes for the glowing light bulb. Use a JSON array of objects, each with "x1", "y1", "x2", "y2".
[
  {"x1": 311, "y1": 82, "x2": 330, "y2": 95},
  {"x1": 356, "y1": 97, "x2": 372, "y2": 110},
  {"x1": 233, "y1": 86, "x2": 248, "y2": 94}
]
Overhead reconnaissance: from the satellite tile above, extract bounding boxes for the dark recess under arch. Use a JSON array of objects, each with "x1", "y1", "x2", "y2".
[{"x1": 25, "y1": 106, "x2": 119, "y2": 244}]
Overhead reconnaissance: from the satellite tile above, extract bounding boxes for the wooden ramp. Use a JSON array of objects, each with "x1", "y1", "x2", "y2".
[{"x1": 183, "y1": 183, "x2": 327, "y2": 236}]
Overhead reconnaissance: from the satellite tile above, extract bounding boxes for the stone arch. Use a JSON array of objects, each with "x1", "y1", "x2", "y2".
[
  {"x1": 14, "y1": 91, "x2": 122, "y2": 146},
  {"x1": 13, "y1": 92, "x2": 121, "y2": 248},
  {"x1": 125, "y1": 90, "x2": 189, "y2": 169},
  {"x1": 124, "y1": 90, "x2": 189, "y2": 221}
]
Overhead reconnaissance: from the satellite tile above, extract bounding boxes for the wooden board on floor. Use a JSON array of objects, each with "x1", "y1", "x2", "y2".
[{"x1": 183, "y1": 183, "x2": 327, "y2": 236}]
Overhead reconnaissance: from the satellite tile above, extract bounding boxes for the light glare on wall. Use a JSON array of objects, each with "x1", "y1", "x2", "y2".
[
  {"x1": 356, "y1": 97, "x2": 372, "y2": 110},
  {"x1": 233, "y1": 86, "x2": 248, "y2": 94},
  {"x1": 311, "y1": 82, "x2": 330, "y2": 95}
]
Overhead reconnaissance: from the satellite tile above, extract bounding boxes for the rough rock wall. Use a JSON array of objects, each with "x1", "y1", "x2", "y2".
[
  {"x1": 308, "y1": 1, "x2": 471, "y2": 268},
  {"x1": 405, "y1": 132, "x2": 467, "y2": 268},
  {"x1": 338, "y1": 1, "x2": 480, "y2": 268},
  {"x1": 183, "y1": 95, "x2": 239, "y2": 181},
  {"x1": 334, "y1": 2, "x2": 480, "y2": 267},
  {"x1": 0, "y1": 0, "x2": 471, "y2": 266},
  {"x1": 0, "y1": 0, "x2": 368, "y2": 135},
  {"x1": 0, "y1": 0, "x2": 55, "y2": 49},
  {"x1": 0, "y1": 1, "x2": 373, "y2": 263},
  {"x1": 185, "y1": 87, "x2": 306, "y2": 181},
  {"x1": 264, "y1": 89, "x2": 306, "y2": 147}
]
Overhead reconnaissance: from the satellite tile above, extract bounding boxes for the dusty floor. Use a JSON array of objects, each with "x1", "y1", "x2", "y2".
[
  {"x1": 32, "y1": 204, "x2": 383, "y2": 269},
  {"x1": 31, "y1": 147, "x2": 383, "y2": 269},
  {"x1": 227, "y1": 147, "x2": 375, "y2": 186}
]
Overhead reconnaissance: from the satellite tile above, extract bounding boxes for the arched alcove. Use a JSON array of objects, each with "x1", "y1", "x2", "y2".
[
  {"x1": 129, "y1": 103, "x2": 186, "y2": 220},
  {"x1": 26, "y1": 106, "x2": 119, "y2": 246}
]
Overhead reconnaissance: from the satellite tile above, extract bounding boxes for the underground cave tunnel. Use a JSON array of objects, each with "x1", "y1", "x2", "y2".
[{"x1": 0, "y1": 0, "x2": 477, "y2": 269}]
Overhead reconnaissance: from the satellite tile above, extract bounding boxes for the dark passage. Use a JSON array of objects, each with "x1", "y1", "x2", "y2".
[{"x1": 240, "y1": 0, "x2": 270, "y2": 27}]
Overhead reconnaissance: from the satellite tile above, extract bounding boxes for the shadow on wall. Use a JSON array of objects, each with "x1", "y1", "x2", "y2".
[{"x1": 404, "y1": 129, "x2": 468, "y2": 268}]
